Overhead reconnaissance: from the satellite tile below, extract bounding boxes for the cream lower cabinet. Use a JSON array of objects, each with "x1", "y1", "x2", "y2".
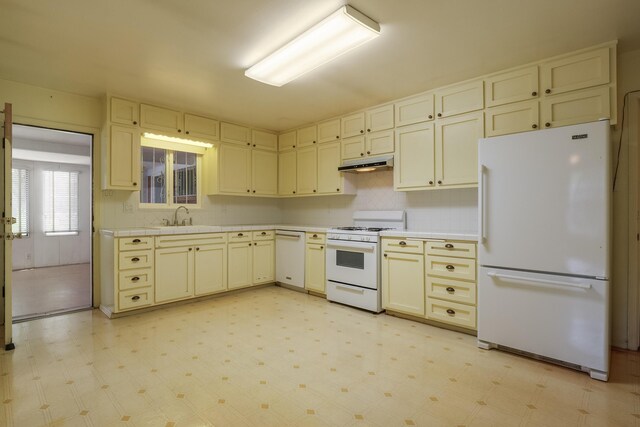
[
  {"x1": 228, "y1": 230, "x2": 275, "y2": 289},
  {"x1": 381, "y1": 238, "x2": 425, "y2": 316},
  {"x1": 435, "y1": 111, "x2": 484, "y2": 188},
  {"x1": 305, "y1": 233, "x2": 326, "y2": 293},
  {"x1": 194, "y1": 243, "x2": 227, "y2": 296},
  {"x1": 155, "y1": 246, "x2": 194, "y2": 303},
  {"x1": 228, "y1": 241, "x2": 253, "y2": 290},
  {"x1": 253, "y1": 240, "x2": 275, "y2": 284}
]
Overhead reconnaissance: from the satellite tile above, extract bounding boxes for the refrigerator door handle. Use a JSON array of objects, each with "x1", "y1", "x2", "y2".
[
  {"x1": 478, "y1": 164, "x2": 486, "y2": 243},
  {"x1": 487, "y1": 271, "x2": 592, "y2": 290}
]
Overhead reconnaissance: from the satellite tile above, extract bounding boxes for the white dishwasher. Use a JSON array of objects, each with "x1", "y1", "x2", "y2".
[{"x1": 275, "y1": 229, "x2": 305, "y2": 289}]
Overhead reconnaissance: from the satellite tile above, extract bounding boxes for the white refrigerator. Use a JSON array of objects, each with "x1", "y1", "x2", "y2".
[{"x1": 477, "y1": 120, "x2": 611, "y2": 381}]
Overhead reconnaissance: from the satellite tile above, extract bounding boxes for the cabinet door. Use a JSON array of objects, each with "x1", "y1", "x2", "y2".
[
  {"x1": 253, "y1": 240, "x2": 274, "y2": 284},
  {"x1": 194, "y1": 244, "x2": 227, "y2": 296},
  {"x1": 394, "y1": 122, "x2": 435, "y2": 191},
  {"x1": 317, "y1": 119, "x2": 341, "y2": 143},
  {"x1": 278, "y1": 150, "x2": 297, "y2": 196},
  {"x1": 341, "y1": 112, "x2": 365, "y2": 138},
  {"x1": 382, "y1": 252, "x2": 425, "y2": 316},
  {"x1": 297, "y1": 125, "x2": 317, "y2": 147},
  {"x1": 435, "y1": 80, "x2": 484, "y2": 118},
  {"x1": 485, "y1": 100, "x2": 539, "y2": 137},
  {"x1": 219, "y1": 144, "x2": 251, "y2": 194},
  {"x1": 110, "y1": 97, "x2": 139, "y2": 126},
  {"x1": 365, "y1": 129, "x2": 394, "y2": 156},
  {"x1": 341, "y1": 136, "x2": 365, "y2": 160},
  {"x1": 228, "y1": 242, "x2": 253, "y2": 290},
  {"x1": 485, "y1": 66, "x2": 539, "y2": 107},
  {"x1": 540, "y1": 47, "x2": 610, "y2": 96},
  {"x1": 108, "y1": 125, "x2": 140, "y2": 189},
  {"x1": 366, "y1": 104, "x2": 394, "y2": 133},
  {"x1": 252, "y1": 130, "x2": 277, "y2": 151},
  {"x1": 296, "y1": 146, "x2": 317, "y2": 195},
  {"x1": 395, "y1": 93, "x2": 435, "y2": 127},
  {"x1": 155, "y1": 246, "x2": 194, "y2": 303},
  {"x1": 305, "y1": 243, "x2": 325, "y2": 293},
  {"x1": 140, "y1": 104, "x2": 183, "y2": 135},
  {"x1": 252, "y1": 149, "x2": 278, "y2": 195},
  {"x1": 278, "y1": 130, "x2": 297, "y2": 151},
  {"x1": 184, "y1": 113, "x2": 219, "y2": 141},
  {"x1": 435, "y1": 112, "x2": 483, "y2": 188},
  {"x1": 540, "y1": 86, "x2": 610, "y2": 129},
  {"x1": 317, "y1": 142, "x2": 343, "y2": 194},
  {"x1": 221, "y1": 122, "x2": 251, "y2": 146}
]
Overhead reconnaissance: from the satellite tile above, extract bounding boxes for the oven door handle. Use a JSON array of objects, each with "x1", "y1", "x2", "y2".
[{"x1": 326, "y1": 241, "x2": 376, "y2": 252}]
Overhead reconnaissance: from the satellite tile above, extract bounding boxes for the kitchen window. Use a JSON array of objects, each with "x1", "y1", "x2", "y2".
[
  {"x1": 139, "y1": 137, "x2": 202, "y2": 208},
  {"x1": 43, "y1": 170, "x2": 79, "y2": 236},
  {"x1": 12, "y1": 167, "x2": 30, "y2": 237}
]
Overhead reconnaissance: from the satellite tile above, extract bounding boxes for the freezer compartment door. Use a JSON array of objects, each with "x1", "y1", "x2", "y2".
[{"x1": 478, "y1": 267, "x2": 609, "y2": 375}]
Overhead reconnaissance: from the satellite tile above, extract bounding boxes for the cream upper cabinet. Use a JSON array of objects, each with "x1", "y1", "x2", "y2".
[
  {"x1": 341, "y1": 136, "x2": 365, "y2": 160},
  {"x1": 484, "y1": 66, "x2": 539, "y2": 107},
  {"x1": 253, "y1": 240, "x2": 275, "y2": 284},
  {"x1": 155, "y1": 246, "x2": 194, "y2": 303},
  {"x1": 317, "y1": 141, "x2": 354, "y2": 195},
  {"x1": 140, "y1": 104, "x2": 183, "y2": 135},
  {"x1": 365, "y1": 129, "x2": 394, "y2": 156},
  {"x1": 184, "y1": 113, "x2": 219, "y2": 141},
  {"x1": 382, "y1": 250, "x2": 425, "y2": 316},
  {"x1": 252, "y1": 130, "x2": 277, "y2": 151},
  {"x1": 221, "y1": 122, "x2": 252, "y2": 146},
  {"x1": 366, "y1": 104, "x2": 394, "y2": 133},
  {"x1": 540, "y1": 86, "x2": 611, "y2": 129},
  {"x1": 104, "y1": 125, "x2": 140, "y2": 190},
  {"x1": 194, "y1": 243, "x2": 227, "y2": 296},
  {"x1": 435, "y1": 80, "x2": 484, "y2": 118},
  {"x1": 341, "y1": 112, "x2": 365, "y2": 138},
  {"x1": 540, "y1": 47, "x2": 610, "y2": 96},
  {"x1": 278, "y1": 130, "x2": 297, "y2": 151},
  {"x1": 435, "y1": 111, "x2": 484, "y2": 188},
  {"x1": 485, "y1": 100, "x2": 539, "y2": 137},
  {"x1": 251, "y1": 149, "x2": 278, "y2": 196},
  {"x1": 296, "y1": 146, "x2": 317, "y2": 195},
  {"x1": 305, "y1": 242, "x2": 326, "y2": 293},
  {"x1": 278, "y1": 150, "x2": 297, "y2": 196},
  {"x1": 395, "y1": 93, "x2": 435, "y2": 127},
  {"x1": 110, "y1": 97, "x2": 139, "y2": 126},
  {"x1": 394, "y1": 122, "x2": 435, "y2": 191},
  {"x1": 219, "y1": 144, "x2": 251, "y2": 194},
  {"x1": 228, "y1": 242, "x2": 253, "y2": 290},
  {"x1": 317, "y1": 119, "x2": 341, "y2": 143},
  {"x1": 297, "y1": 125, "x2": 317, "y2": 147}
]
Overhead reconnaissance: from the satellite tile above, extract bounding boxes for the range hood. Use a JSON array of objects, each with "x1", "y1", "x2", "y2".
[{"x1": 338, "y1": 154, "x2": 394, "y2": 173}]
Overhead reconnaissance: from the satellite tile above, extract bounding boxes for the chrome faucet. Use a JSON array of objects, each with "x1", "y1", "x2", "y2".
[{"x1": 173, "y1": 205, "x2": 190, "y2": 226}]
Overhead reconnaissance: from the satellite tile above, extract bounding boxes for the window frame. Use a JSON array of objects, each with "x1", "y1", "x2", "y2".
[{"x1": 42, "y1": 169, "x2": 80, "y2": 236}]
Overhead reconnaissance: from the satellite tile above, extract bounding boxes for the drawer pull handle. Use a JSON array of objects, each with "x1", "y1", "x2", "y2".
[
  {"x1": 188, "y1": 248, "x2": 192, "y2": 251},
  {"x1": 131, "y1": 276, "x2": 140, "y2": 282},
  {"x1": 132, "y1": 295, "x2": 141, "y2": 301},
  {"x1": 446, "y1": 264, "x2": 455, "y2": 271},
  {"x1": 313, "y1": 234, "x2": 318, "y2": 238},
  {"x1": 261, "y1": 231, "x2": 267, "y2": 235},
  {"x1": 446, "y1": 309, "x2": 456, "y2": 316},
  {"x1": 444, "y1": 243, "x2": 454, "y2": 249},
  {"x1": 446, "y1": 287, "x2": 455, "y2": 293},
  {"x1": 399, "y1": 241, "x2": 407, "y2": 246},
  {"x1": 131, "y1": 257, "x2": 140, "y2": 262},
  {"x1": 238, "y1": 233, "x2": 243, "y2": 237},
  {"x1": 132, "y1": 239, "x2": 141, "y2": 243}
]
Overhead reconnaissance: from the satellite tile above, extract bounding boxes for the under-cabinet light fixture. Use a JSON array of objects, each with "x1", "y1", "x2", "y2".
[
  {"x1": 245, "y1": 5, "x2": 380, "y2": 87},
  {"x1": 142, "y1": 132, "x2": 213, "y2": 148}
]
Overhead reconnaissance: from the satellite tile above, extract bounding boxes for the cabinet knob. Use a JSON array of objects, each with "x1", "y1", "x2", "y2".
[
  {"x1": 131, "y1": 257, "x2": 140, "y2": 262},
  {"x1": 133, "y1": 182, "x2": 138, "y2": 186},
  {"x1": 360, "y1": 153, "x2": 364, "y2": 156},
  {"x1": 360, "y1": 130, "x2": 364, "y2": 134},
  {"x1": 399, "y1": 241, "x2": 407, "y2": 246},
  {"x1": 446, "y1": 264, "x2": 455, "y2": 271},
  {"x1": 133, "y1": 121, "x2": 137, "y2": 125},
  {"x1": 293, "y1": 145, "x2": 296, "y2": 148},
  {"x1": 196, "y1": 247, "x2": 200, "y2": 251},
  {"x1": 367, "y1": 151, "x2": 370, "y2": 154},
  {"x1": 336, "y1": 135, "x2": 339, "y2": 139},
  {"x1": 131, "y1": 276, "x2": 140, "y2": 282},
  {"x1": 428, "y1": 115, "x2": 433, "y2": 119},
  {"x1": 532, "y1": 124, "x2": 538, "y2": 129},
  {"x1": 249, "y1": 243, "x2": 252, "y2": 246},
  {"x1": 132, "y1": 295, "x2": 140, "y2": 301},
  {"x1": 445, "y1": 243, "x2": 454, "y2": 249},
  {"x1": 446, "y1": 287, "x2": 455, "y2": 294},
  {"x1": 186, "y1": 131, "x2": 190, "y2": 135},
  {"x1": 178, "y1": 129, "x2": 182, "y2": 133},
  {"x1": 437, "y1": 113, "x2": 442, "y2": 117},
  {"x1": 531, "y1": 91, "x2": 537, "y2": 96},
  {"x1": 132, "y1": 239, "x2": 141, "y2": 243},
  {"x1": 253, "y1": 190, "x2": 256, "y2": 193},
  {"x1": 253, "y1": 144, "x2": 256, "y2": 147},
  {"x1": 545, "y1": 122, "x2": 551, "y2": 128},
  {"x1": 320, "y1": 246, "x2": 323, "y2": 249},
  {"x1": 367, "y1": 128, "x2": 371, "y2": 132},
  {"x1": 313, "y1": 189, "x2": 316, "y2": 192},
  {"x1": 336, "y1": 188, "x2": 340, "y2": 192},
  {"x1": 247, "y1": 189, "x2": 250, "y2": 192},
  {"x1": 383, "y1": 253, "x2": 387, "y2": 257},
  {"x1": 437, "y1": 180, "x2": 442, "y2": 184},
  {"x1": 429, "y1": 181, "x2": 433, "y2": 185},
  {"x1": 313, "y1": 141, "x2": 316, "y2": 144},
  {"x1": 247, "y1": 142, "x2": 250, "y2": 146},
  {"x1": 446, "y1": 309, "x2": 456, "y2": 316},
  {"x1": 293, "y1": 191, "x2": 296, "y2": 194},
  {"x1": 188, "y1": 247, "x2": 192, "y2": 251},
  {"x1": 545, "y1": 89, "x2": 551, "y2": 94}
]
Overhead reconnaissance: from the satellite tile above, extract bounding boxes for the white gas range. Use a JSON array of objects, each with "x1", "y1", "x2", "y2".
[{"x1": 326, "y1": 211, "x2": 406, "y2": 313}]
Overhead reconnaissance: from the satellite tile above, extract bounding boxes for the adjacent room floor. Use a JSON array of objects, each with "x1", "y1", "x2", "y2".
[
  {"x1": 12, "y1": 263, "x2": 92, "y2": 320},
  {"x1": 1, "y1": 286, "x2": 638, "y2": 426}
]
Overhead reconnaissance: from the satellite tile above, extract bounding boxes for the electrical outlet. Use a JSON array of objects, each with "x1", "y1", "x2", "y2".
[{"x1": 123, "y1": 202, "x2": 133, "y2": 213}]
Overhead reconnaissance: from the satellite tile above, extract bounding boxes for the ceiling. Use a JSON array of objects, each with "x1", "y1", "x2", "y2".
[{"x1": 1, "y1": 0, "x2": 639, "y2": 132}]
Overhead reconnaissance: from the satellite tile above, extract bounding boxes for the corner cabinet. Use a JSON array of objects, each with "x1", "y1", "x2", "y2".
[{"x1": 103, "y1": 125, "x2": 140, "y2": 190}]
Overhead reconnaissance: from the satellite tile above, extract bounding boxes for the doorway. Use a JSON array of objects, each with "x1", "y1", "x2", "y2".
[{"x1": 11, "y1": 125, "x2": 92, "y2": 320}]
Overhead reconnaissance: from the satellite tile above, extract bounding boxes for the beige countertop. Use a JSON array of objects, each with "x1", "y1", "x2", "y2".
[
  {"x1": 379, "y1": 230, "x2": 478, "y2": 242},
  {"x1": 100, "y1": 224, "x2": 331, "y2": 237}
]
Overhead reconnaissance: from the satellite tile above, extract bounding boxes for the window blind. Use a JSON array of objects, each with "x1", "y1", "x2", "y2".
[
  {"x1": 11, "y1": 168, "x2": 29, "y2": 236},
  {"x1": 43, "y1": 170, "x2": 79, "y2": 235}
]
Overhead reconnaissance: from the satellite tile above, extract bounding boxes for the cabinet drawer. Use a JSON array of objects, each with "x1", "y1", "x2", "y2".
[
  {"x1": 119, "y1": 236, "x2": 153, "y2": 251},
  {"x1": 228, "y1": 231, "x2": 252, "y2": 243},
  {"x1": 118, "y1": 288, "x2": 153, "y2": 311},
  {"x1": 119, "y1": 250, "x2": 153, "y2": 270},
  {"x1": 118, "y1": 269, "x2": 153, "y2": 291},
  {"x1": 252, "y1": 230, "x2": 275, "y2": 241},
  {"x1": 426, "y1": 276, "x2": 476, "y2": 306},
  {"x1": 426, "y1": 255, "x2": 476, "y2": 281},
  {"x1": 382, "y1": 238, "x2": 424, "y2": 254},
  {"x1": 306, "y1": 232, "x2": 326, "y2": 244},
  {"x1": 426, "y1": 298, "x2": 476, "y2": 330},
  {"x1": 425, "y1": 241, "x2": 476, "y2": 259}
]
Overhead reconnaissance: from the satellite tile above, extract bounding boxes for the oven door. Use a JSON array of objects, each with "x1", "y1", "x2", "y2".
[{"x1": 326, "y1": 239, "x2": 378, "y2": 289}]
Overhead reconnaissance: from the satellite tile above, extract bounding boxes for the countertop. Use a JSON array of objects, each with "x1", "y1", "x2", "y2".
[{"x1": 379, "y1": 230, "x2": 478, "y2": 242}]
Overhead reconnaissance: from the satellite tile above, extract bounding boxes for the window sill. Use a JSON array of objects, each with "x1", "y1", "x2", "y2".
[{"x1": 44, "y1": 231, "x2": 79, "y2": 236}]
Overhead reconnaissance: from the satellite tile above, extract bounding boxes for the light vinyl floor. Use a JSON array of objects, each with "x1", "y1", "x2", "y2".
[{"x1": 1, "y1": 286, "x2": 638, "y2": 426}]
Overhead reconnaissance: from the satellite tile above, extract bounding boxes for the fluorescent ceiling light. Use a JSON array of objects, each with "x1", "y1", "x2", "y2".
[
  {"x1": 142, "y1": 132, "x2": 213, "y2": 148},
  {"x1": 245, "y1": 5, "x2": 380, "y2": 87}
]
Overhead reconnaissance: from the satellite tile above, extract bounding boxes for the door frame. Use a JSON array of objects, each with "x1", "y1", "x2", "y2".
[{"x1": 628, "y1": 92, "x2": 640, "y2": 351}]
